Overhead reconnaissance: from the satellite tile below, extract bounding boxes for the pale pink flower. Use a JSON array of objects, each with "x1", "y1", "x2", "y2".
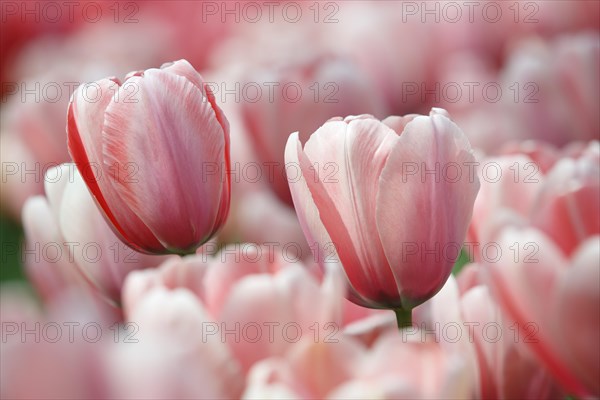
[
  {"x1": 285, "y1": 109, "x2": 480, "y2": 310},
  {"x1": 485, "y1": 226, "x2": 599, "y2": 397},
  {"x1": 67, "y1": 59, "x2": 230, "y2": 254},
  {"x1": 110, "y1": 287, "x2": 243, "y2": 399},
  {"x1": 461, "y1": 283, "x2": 563, "y2": 399},
  {"x1": 122, "y1": 246, "x2": 353, "y2": 372},
  {"x1": 468, "y1": 141, "x2": 599, "y2": 260},
  {"x1": 244, "y1": 331, "x2": 474, "y2": 399},
  {"x1": 22, "y1": 164, "x2": 170, "y2": 304}
]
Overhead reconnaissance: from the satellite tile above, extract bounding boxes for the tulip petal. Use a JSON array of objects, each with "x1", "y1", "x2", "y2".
[
  {"x1": 161, "y1": 59, "x2": 205, "y2": 92},
  {"x1": 300, "y1": 119, "x2": 402, "y2": 307},
  {"x1": 118, "y1": 287, "x2": 242, "y2": 399},
  {"x1": 218, "y1": 275, "x2": 291, "y2": 372},
  {"x1": 43, "y1": 164, "x2": 73, "y2": 216},
  {"x1": 21, "y1": 196, "x2": 81, "y2": 301},
  {"x1": 555, "y1": 237, "x2": 600, "y2": 394},
  {"x1": 285, "y1": 132, "x2": 381, "y2": 308},
  {"x1": 67, "y1": 78, "x2": 165, "y2": 253},
  {"x1": 102, "y1": 69, "x2": 226, "y2": 252},
  {"x1": 376, "y1": 113, "x2": 480, "y2": 308},
  {"x1": 485, "y1": 227, "x2": 590, "y2": 397},
  {"x1": 342, "y1": 119, "x2": 402, "y2": 300},
  {"x1": 531, "y1": 157, "x2": 600, "y2": 255},
  {"x1": 285, "y1": 132, "x2": 333, "y2": 266},
  {"x1": 381, "y1": 114, "x2": 420, "y2": 134},
  {"x1": 203, "y1": 82, "x2": 231, "y2": 238}
]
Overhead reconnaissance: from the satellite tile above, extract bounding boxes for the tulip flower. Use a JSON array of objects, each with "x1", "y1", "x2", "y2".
[
  {"x1": 67, "y1": 60, "x2": 230, "y2": 255},
  {"x1": 485, "y1": 226, "x2": 599, "y2": 397},
  {"x1": 244, "y1": 331, "x2": 474, "y2": 399},
  {"x1": 123, "y1": 245, "x2": 348, "y2": 373},
  {"x1": 468, "y1": 141, "x2": 599, "y2": 261},
  {"x1": 22, "y1": 164, "x2": 171, "y2": 304},
  {"x1": 460, "y1": 284, "x2": 564, "y2": 399},
  {"x1": 285, "y1": 109, "x2": 480, "y2": 326}
]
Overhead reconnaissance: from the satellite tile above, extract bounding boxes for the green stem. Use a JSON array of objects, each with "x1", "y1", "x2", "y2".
[{"x1": 393, "y1": 308, "x2": 412, "y2": 329}]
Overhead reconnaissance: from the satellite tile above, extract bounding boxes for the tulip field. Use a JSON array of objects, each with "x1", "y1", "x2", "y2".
[{"x1": 0, "y1": 1, "x2": 598, "y2": 399}]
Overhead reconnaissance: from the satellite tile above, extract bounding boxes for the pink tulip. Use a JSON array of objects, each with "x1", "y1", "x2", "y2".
[
  {"x1": 498, "y1": 140, "x2": 561, "y2": 174},
  {"x1": 466, "y1": 154, "x2": 545, "y2": 261},
  {"x1": 244, "y1": 331, "x2": 474, "y2": 399},
  {"x1": 22, "y1": 164, "x2": 170, "y2": 304},
  {"x1": 243, "y1": 337, "x2": 366, "y2": 399},
  {"x1": 413, "y1": 272, "x2": 564, "y2": 399},
  {"x1": 0, "y1": 280, "x2": 242, "y2": 399},
  {"x1": 285, "y1": 109, "x2": 480, "y2": 316},
  {"x1": 67, "y1": 59, "x2": 230, "y2": 255},
  {"x1": 21, "y1": 195, "x2": 85, "y2": 303},
  {"x1": 334, "y1": 333, "x2": 474, "y2": 399},
  {"x1": 111, "y1": 287, "x2": 243, "y2": 399},
  {"x1": 123, "y1": 246, "x2": 348, "y2": 373},
  {"x1": 468, "y1": 141, "x2": 599, "y2": 260},
  {"x1": 461, "y1": 284, "x2": 563, "y2": 399},
  {"x1": 485, "y1": 226, "x2": 599, "y2": 397},
  {"x1": 530, "y1": 146, "x2": 600, "y2": 255}
]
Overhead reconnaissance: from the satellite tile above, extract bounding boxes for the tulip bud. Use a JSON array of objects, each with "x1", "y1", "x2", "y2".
[
  {"x1": 67, "y1": 60, "x2": 230, "y2": 255},
  {"x1": 285, "y1": 109, "x2": 480, "y2": 320}
]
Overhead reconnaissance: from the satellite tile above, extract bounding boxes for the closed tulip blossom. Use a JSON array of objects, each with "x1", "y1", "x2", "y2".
[
  {"x1": 285, "y1": 109, "x2": 480, "y2": 326},
  {"x1": 67, "y1": 60, "x2": 230, "y2": 255}
]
